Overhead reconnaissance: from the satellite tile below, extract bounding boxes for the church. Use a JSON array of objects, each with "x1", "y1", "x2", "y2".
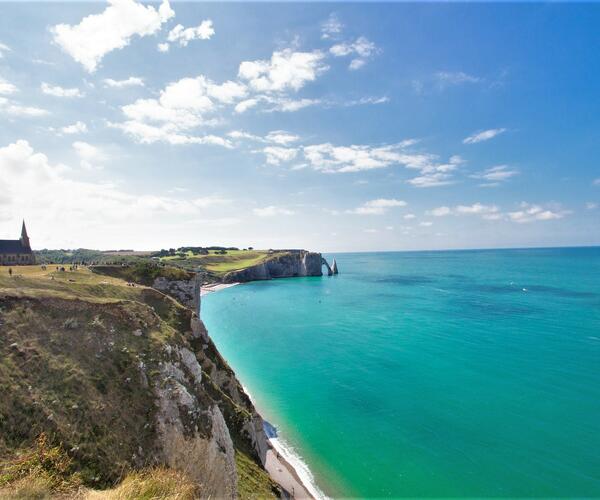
[{"x1": 0, "y1": 221, "x2": 35, "y2": 265}]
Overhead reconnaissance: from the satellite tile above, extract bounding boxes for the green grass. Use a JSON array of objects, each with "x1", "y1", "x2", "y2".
[
  {"x1": 0, "y1": 265, "x2": 279, "y2": 498},
  {"x1": 158, "y1": 249, "x2": 273, "y2": 275}
]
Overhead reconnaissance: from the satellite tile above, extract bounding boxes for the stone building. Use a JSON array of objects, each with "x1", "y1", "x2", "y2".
[{"x1": 0, "y1": 221, "x2": 35, "y2": 265}]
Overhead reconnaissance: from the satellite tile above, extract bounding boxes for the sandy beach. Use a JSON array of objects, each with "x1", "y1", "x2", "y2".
[
  {"x1": 200, "y1": 282, "x2": 239, "y2": 296},
  {"x1": 265, "y1": 443, "x2": 315, "y2": 499}
]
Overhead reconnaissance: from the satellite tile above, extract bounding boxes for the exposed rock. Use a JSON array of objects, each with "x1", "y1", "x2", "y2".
[
  {"x1": 331, "y1": 258, "x2": 339, "y2": 275},
  {"x1": 223, "y1": 250, "x2": 325, "y2": 283},
  {"x1": 152, "y1": 277, "x2": 196, "y2": 309}
]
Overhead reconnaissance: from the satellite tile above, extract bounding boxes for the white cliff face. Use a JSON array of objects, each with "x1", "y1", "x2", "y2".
[
  {"x1": 223, "y1": 251, "x2": 325, "y2": 283},
  {"x1": 153, "y1": 347, "x2": 238, "y2": 498}
]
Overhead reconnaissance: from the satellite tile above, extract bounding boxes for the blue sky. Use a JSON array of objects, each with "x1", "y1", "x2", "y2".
[{"x1": 0, "y1": 1, "x2": 598, "y2": 252}]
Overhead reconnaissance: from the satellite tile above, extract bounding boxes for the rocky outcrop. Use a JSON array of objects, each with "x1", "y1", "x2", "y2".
[
  {"x1": 154, "y1": 346, "x2": 238, "y2": 498},
  {"x1": 0, "y1": 287, "x2": 278, "y2": 497},
  {"x1": 222, "y1": 250, "x2": 325, "y2": 283},
  {"x1": 152, "y1": 276, "x2": 197, "y2": 309},
  {"x1": 331, "y1": 258, "x2": 339, "y2": 275}
]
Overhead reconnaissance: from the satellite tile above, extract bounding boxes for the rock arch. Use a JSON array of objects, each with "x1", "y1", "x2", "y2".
[{"x1": 321, "y1": 257, "x2": 333, "y2": 276}]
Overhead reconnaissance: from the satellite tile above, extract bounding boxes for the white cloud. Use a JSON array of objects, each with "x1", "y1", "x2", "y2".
[
  {"x1": 157, "y1": 43, "x2": 169, "y2": 53},
  {"x1": 428, "y1": 203, "x2": 500, "y2": 219},
  {"x1": 585, "y1": 202, "x2": 597, "y2": 210},
  {"x1": 404, "y1": 213, "x2": 416, "y2": 220},
  {"x1": 238, "y1": 49, "x2": 328, "y2": 93},
  {"x1": 265, "y1": 130, "x2": 300, "y2": 145},
  {"x1": 343, "y1": 96, "x2": 389, "y2": 106},
  {"x1": 234, "y1": 98, "x2": 258, "y2": 114},
  {"x1": 51, "y1": 0, "x2": 174, "y2": 72},
  {"x1": 73, "y1": 140, "x2": 104, "y2": 169},
  {"x1": 103, "y1": 76, "x2": 145, "y2": 88},
  {"x1": 593, "y1": 178, "x2": 600, "y2": 186},
  {"x1": 298, "y1": 141, "x2": 461, "y2": 189},
  {"x1": 61, "y1": 121, "x2": 88, "y2": 134},
  {"x1": 321, "y1": 13, "x2": 343, "y2": 40},
  {"x1": 455, "y1": 203, "x2": 500, "y2": 218},
  {"x1": 407, "y1": 172, "x2": 453, "y2": 188},
  {"x1": 419, "y1": 221, "x2": 433, "y2": 227},
  {"x1": 507, "y1": 202, "x2": 569, "y2": 223},
  {"x1": 435, "y1": 71, "x2": 480, "y2": 86},
  {"x1": 167, "y1": 20, "x2": 214, "y2": 47},
  {"x1": 348, "y1": 198, "x2": 406, "y2": 215},
  {"x1": 112, "y1": 75, "x2": 245, "y2": 146},
  {"x1": 0, "y1": 97, "x2": 49, "y2": 117},
  {"x1": 330, "y1": 36, "x2": 378, "y2": 70},
  {"x1": 268, "y1": 97, "x2": 321, "y2": 112},
  {"x1": 463, "y1": 128, "x2": 506, "y2": 144},
  {"x1": 253, "y1": 205, "x2": 295, "y2": 217},
  {"x1": 471, "y1": 164, "x2": 519, "y2": 186},
  {"x1": 428, "y1": 206, "x2": 451, "y2": 217},
  {"x1": 41, "y1": 82, "x2": 84, "y2": 98},
  {"x1": 0, "y1": 42, "x2": 11, "y2": 58},
  {"x1": 0, "y1": 140, "x2": 237, "y2": 247},
  {"x1": 262, "y1": 146, "x2": 298, "y2": 165},
  {"x1": 0, "y1": 77, "x2": 17, "y2": 95}
]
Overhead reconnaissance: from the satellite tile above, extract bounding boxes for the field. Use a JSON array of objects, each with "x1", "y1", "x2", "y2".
[{"x1": 159, "y1": 249, "x2": 274, "y2": 274}]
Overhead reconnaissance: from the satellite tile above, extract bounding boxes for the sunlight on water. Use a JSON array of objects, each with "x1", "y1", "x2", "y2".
[{"x1": 203, "y1": 248, "x2": 600, "y2": 498}]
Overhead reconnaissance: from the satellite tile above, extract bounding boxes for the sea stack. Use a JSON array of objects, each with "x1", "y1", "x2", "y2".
[{"x1": 332, "y1": 258, "x2": 339, "y2": 275}]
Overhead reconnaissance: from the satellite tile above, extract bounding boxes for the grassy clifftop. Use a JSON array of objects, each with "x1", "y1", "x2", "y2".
[{"x1": 0, "y1": 265, "x2": 277, "y2": 499}]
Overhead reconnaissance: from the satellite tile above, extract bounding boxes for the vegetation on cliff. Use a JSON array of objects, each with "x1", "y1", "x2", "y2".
[{"x1": 0, "y1": 265, "x2": 278, "y2": 499}]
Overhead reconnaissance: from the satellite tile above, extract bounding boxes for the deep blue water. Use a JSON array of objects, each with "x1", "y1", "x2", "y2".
[{"x1": 202, "y1": 247, "x2": 600, "y2": 497}]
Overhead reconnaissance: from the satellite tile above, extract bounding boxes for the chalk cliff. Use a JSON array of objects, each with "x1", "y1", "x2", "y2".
[
  {"x1": 222, "y1": 250, "x2": 324, "y2": 283},
  {"x1": 0, "y1": 272, "x2": 277, "y2": 498}
]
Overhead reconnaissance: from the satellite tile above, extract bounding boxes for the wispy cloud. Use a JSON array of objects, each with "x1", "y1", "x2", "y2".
[
  {"x1": 330, "y1": 36, "x2": 379, "y2": 70},
  {"x1": 427, "y1": 203, "x2": 500, "y2": 219},
  {"x1": 347, "y1": 198, "x2": 406, "y2": 215},
  {"x1": 253, "y1": 205, "x2": 295, "y2": 217},
  {"x1": 0, "y1": 76, "x2": 17, "y2": 95},
  {"x1": 507, "y1": 202, "x2": 570, "y2": 223},
  {"x1": 470, "y1": 165, "x2": 519, "y2": 186},
  {"x1": 159, "y1": 20, "x2": 214, "y2": 52},
  {"x1": 262, "y1": 146, "x2": 298, "y2": 165},
  {"x1": 60, "y1": 121, "x2": 88, "y2": 135},
  {"x1": 463, "y1": 128, "x2": 506, "y2": 144},
  {"x1": 103, "y1": 77, "x2": 145, "y2": 88},
  {"x1": 321, "y1": 13, "x2": 343, "y2": 40},
  {"x1": 435, "y1": 71, "x2": 480, "y2": 86},
  {"x1": 0, "y1": 42, "x2": 11, "y2": 58},
  {"x1": 0, "y1": 97, "x2": 48, "y2": 117},
  {"x1": 41, "y1": 82, "x2": 84, "y2": 98}
]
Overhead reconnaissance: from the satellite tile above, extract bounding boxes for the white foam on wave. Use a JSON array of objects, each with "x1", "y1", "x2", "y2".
[
  {"x1": 268, "y1": 434, "x2": 328, "y2": 500},
  {"x1": 242, "y1": 386, "x2": 328, "y2": 499}
]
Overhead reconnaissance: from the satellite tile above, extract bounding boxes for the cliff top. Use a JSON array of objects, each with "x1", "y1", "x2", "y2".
[{"x1": 0, "y1": 265, "x2": 278, "y2": 498}]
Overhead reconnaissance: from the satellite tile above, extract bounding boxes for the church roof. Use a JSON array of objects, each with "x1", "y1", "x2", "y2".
[{"x1": 0, "y1": 240, "x2": 32, "y2": 254}]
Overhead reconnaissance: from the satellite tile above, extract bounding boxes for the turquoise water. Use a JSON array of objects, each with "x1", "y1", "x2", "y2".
[{"x1": 202, "y1": 248, "x2": 600, "y2": 498}]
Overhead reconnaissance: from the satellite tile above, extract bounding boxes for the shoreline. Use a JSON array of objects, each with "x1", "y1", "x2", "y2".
[
  {"x1": 200, "y1": 282, "x2": 239, "y2": 296},
  {"x1": 201, "y1": 282, "x2": 325, "y2": 499}
]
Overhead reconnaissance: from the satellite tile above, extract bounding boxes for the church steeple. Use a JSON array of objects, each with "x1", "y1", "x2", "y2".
[{"x1": 20, "y1": 220, "x2": 30, "y2": 249}]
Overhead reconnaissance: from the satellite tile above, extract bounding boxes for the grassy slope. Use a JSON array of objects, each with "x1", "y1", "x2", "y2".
[
  {"x1": 159, "y1": 250, "x2": 287, "y2": 276},
  {"x1": 0, "y1": 265, "x2": 277, "y2": 499}
]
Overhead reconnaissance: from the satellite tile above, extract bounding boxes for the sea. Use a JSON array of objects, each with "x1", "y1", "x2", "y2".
[{"x1": 201, "y1": 247, "x2": 600, "y2": 498}]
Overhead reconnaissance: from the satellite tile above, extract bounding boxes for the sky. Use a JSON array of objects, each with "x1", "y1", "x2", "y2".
[{"x1": 0, "y1": 1, "x2": 599, "y2": 252}]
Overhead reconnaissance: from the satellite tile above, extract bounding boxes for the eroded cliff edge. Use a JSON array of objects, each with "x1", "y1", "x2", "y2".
[
  {"x1": 222, "y1": 250, "x2": 325, "y2": 283},
  {"x1": 0, "y1": 268, "x2": 278, "y2": 498}
]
